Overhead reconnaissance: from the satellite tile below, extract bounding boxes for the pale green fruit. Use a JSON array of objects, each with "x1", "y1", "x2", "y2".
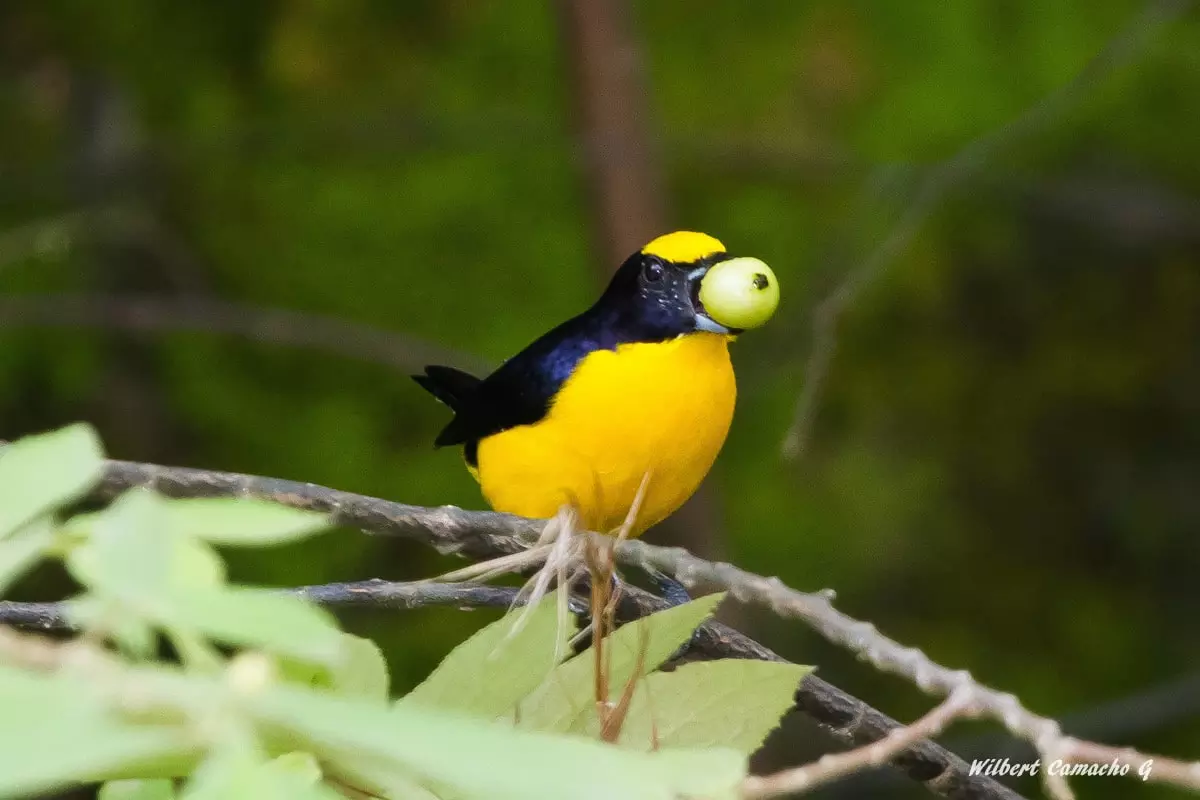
[{"x1": 699, "y1": 257, "x2": 779, "y2": 330}]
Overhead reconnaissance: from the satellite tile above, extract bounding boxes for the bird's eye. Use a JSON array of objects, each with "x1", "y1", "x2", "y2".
[{"x1": 642, "y1": 259, "x2": 665, "y2": 282}]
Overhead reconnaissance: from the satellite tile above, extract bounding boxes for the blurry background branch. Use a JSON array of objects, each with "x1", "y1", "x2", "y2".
[
  {"x1": 0, "y1": 293, "x2": 489, "y2": 375},
  {"x1": 558, "y1": 0, "x2": 666, "y2": 268},
  {"x1": 558, "y1": 0, "x2": 727, "y2": 564},
  {"x1": 781, "y1": 0, "x2": 1196, "y2": 460}
]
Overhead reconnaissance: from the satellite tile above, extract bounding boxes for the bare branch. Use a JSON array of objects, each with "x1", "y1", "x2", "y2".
[
  {"x1": 1055, "y1": 738, "x2": 1200, "y2": 790},
  {"x1": 0, "y1": 571, "x2": 1024, "y2": 800},
  {"x1": 614, "y1": 537, "x2": 1200, "y2": 799},
  {"x1": 744, "y1": 688, "x2": 979, "y2": 798},
  {"x1": 80, "y1": 455, "x2": 1200, "y2": 797},
  {"x1": 780, "y1": 0, "x2": 1195, "y2": 460},
  {"x1": 11, "y1": 453, "x2": 1030, "y2": 799},
  {"x1": 78, "y1": 460, "x2": 1013, "y2": 795},
  {"x1": 0, "y1": 580, "x2": 524, "y2": 633},
  {"x1": 835, "y1": 670, "x2": 1200, "y2": 796}
]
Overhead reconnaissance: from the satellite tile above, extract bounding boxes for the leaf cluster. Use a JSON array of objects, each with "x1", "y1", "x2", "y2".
[{"x1": 0, "y1": 425, "x2": 808, "y2": 799}]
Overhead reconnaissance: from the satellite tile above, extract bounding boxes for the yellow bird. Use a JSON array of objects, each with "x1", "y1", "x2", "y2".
[{"x1": 414, "y1": 231, "x2": 779, "y2": 536}]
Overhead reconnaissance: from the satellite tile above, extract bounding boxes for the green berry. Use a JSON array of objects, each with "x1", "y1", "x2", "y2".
[{"x1": 699, "y1": 257, "x2": 780, "y2": 330}]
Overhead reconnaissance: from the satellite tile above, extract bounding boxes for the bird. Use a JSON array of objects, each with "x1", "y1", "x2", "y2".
[{"x1": 413, "y1": 231, "x2": 779, "y2": 537}]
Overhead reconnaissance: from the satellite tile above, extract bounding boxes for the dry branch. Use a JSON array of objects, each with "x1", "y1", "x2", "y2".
[
  {"x1": 85, "y1": 456, "x2": 1200, "y2": 798},
  {"x1": 0, "y1": 573, "x2": 1022, "y2": 800},
  {"x1": 744, "y1": 688, "x2": 980, "y2": 798},
  {"x1": 3, "y1": 444, "x2": 1029, "y2": 798},
  {"x1": 0, "y1": 581, "x2": 523, "y2": 633}
]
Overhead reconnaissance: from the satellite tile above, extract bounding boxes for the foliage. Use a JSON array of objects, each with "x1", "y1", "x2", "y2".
[
  {"x1": 2, "y1": 3, "x2": 1198, "y2": 796},
  {"x1": 0, "y1": 425, "x2": 808, "y2": 799}
]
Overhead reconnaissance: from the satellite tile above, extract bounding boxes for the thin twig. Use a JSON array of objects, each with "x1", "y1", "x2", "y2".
[
  {"x1": 1055, "y1": 738, "x2": 1200, "y2": 789},
  {"x1": 780, "y1": 0, "x2": 1195, "y2": 460},
  {"x1": 743, "y1": 688, "x2": 979, "y2": 798},
  {"x1": 828, "y1": 670, "x2": 1200, "y2": 797},
  {"x1": 0, "y1": 581, "x2": 526, "y2": 633},
  {"x1": 611, "y1": 537, "x2": 1200, "y2": 799}
]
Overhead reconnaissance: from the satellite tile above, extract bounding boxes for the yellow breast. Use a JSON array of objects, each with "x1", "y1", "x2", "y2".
[{"x1": 474, "y1": 332, "x2": 736, "y2": 535}]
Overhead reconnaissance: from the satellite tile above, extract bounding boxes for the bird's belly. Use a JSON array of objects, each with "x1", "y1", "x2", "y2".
[{"x1": 475, "y1": 333, "x2": 736, "y2": 534}]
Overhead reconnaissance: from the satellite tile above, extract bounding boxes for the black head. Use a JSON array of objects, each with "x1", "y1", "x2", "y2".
[{"x1": 597, "y1": 231, "x2": 737, "y2": 339}]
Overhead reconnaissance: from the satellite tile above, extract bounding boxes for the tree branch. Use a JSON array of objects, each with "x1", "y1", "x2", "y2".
[
  {"x1": 0, "y1": 580, "x2": 523, "y2": 633},
  {"x1": 79, "y1": 454, "x2": 1200, "y2": 797},
  {"x1": 612, "y1": 539, "x2": 1200, "y2": 799},
  {"x1": 0, "y1": 574, "x2": 1022, "y2": 800},
  {"x1": 85, "y1": 458, "x2": 1028, "y2": 797},
  {"x1": 0, "y1": 293, "x2": 489, "y2": 375},
  {"x1": 745, "y1": 688, "x2": 981, "y2": 798}
]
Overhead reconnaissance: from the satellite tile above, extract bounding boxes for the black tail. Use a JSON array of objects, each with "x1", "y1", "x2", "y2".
[{"x1": 412, "y1": 365, "x2": 482, "y2": 447}]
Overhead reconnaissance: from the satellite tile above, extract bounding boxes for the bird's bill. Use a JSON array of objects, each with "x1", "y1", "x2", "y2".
[{"x1": 687, "y1": 264, "x2": 736, "y2": 334}]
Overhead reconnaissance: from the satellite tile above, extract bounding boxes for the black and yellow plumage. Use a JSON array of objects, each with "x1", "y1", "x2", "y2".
[{"x1": 414, "y1": 231, "x2": 777, "y2": 536}]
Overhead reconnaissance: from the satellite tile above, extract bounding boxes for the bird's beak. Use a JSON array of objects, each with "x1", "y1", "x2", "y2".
[{"x1": 686, "y1": 265, "x2": 737, "y2": 334}]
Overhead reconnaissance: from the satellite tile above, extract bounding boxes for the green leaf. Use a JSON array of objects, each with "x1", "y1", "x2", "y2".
[
  {"x1": 516, "y1": 592, "x2": 724, "y2": 733},
  {"x1": 183, "y1": 747, "x2": 341, "y2": 800},
  {"x1": 264, "y1": 752, "x2": 322, "y2": 784},
  {"x1": 0, "y1": 519, "x2": 54, "y2": 597},
  {"x1": 65, "y1": 490, "x2": 175, "y2": 602},
  {"x1": 324, "y1": 756, "x2": 442, "y2": 800},
  {"x1": 281, "y1": 634, "x2": 390, "y2": 702},
  {"x1": 168, "y1": 535, "x2": 227, "y2": 589},
  {"x1": 167, "y1": 587, "x2": 343, "y2": 666},
  {"x1": 99, "y1": 779, "x2": 177, "y2": 800},
  {"x1": 177, "y1": 732, "x2": 261, "y2": 800},
  {"x1": 400, "y1": 590, "x2": 570, "y2": 719},
  {"x1": 331, "y1": 634, "x2": 390, "y2": 700},
  {"x1": 163, "y1": 498, "x2": 329, "y2": 547},
  {"x1": 0, "y1": 667, "x2": 195, "y2": 797},
  {"x1": 71, "y1": 502, "x2": 338, "y2": 663},
  {"x1": 65, "y1": 491, "x2": 226, "y2": 597},
  {"x1": 642, "y1": 748, "x2": 747, "y2": 799},
  {"x1": 256, "y1": 753, "x2": 340, "y2": 798},
  {"x1": 0, "y1": 660, "x2": 109, "y2": 721},
  {"x1": 68, "y1": 599, "x2": 159, "y2": 659},
  {"x1": 253, "y1": 683, "x2": 746, "y2": 800},
  {"x1": 166, "y1": 628, "x2": 225, "y2": 674},
  {"x1": 0, "y1": 423, "x2": 104, "y2": 538},
  {"x1": 609, "y1": 659, "x2": 812, "y2": 753}
]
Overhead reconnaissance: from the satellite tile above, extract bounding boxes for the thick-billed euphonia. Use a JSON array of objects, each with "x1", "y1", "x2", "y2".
[{"x1": 414, "y1": 231, "x2": 778, "y2": 536}]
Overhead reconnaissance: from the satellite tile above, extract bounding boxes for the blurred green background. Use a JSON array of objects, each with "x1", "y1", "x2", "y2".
[{"x1": 3, "y1": 1, "x2": 1199, "y2": 797}]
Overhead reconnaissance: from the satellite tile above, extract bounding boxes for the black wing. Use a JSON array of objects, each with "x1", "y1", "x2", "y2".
[{"x1": 413, "y1": 307, "x2": 623, "y2": 457}]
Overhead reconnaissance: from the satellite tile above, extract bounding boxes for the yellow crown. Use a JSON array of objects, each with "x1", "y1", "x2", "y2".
[{"x1": 641, "y1": 231, "x2": 726, "y2": 263}]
